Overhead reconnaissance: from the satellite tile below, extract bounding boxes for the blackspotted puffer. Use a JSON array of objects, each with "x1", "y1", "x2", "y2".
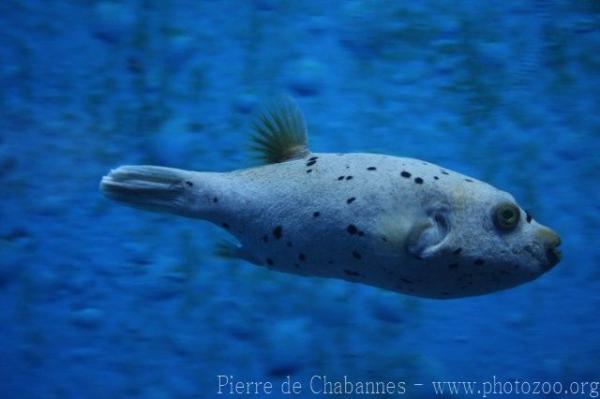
[{"x1": 100, "y1": 99, "x2": 561, "y2": 299}]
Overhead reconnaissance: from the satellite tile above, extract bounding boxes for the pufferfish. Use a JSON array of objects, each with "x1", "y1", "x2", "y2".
[{"x1": 100, "y1": 98, "x2": 561, "y2": 299}]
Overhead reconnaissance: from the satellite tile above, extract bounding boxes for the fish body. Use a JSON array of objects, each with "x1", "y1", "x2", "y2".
[{"x1": 101, "y1": 99, "x2": 561, "y2": 299}]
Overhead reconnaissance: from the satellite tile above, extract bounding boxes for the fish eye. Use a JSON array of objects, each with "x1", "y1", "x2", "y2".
[{"x1": 493, "y1": 202, "x2": 520, "y2": 231}]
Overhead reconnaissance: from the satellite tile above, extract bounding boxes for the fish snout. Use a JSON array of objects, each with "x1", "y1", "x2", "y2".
[{"x1": 536, "y1": 227, "x2": 562, "y2": 270}]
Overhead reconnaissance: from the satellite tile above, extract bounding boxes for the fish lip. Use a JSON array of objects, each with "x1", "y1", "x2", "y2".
[
  {"x1": 545, "y1": 245, "x2": 562, "y2": 270},
  {"x1": 535, "y1": 228, "x2": 561, "y2": 271}
]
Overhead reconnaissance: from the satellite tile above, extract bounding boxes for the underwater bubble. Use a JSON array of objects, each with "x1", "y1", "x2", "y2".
[
  {"x1": 285, "y1": 58, "x2": 325, "y2": 97},
  {"x1": 369, "y1": 296, "x2": 405, "y2": 324},
  {"x1": 252, "y1": 0, "x2": 277, "y2": 12},
  {"x1": 0, "y1": 224, "x2": 29, "y2": 242},
  {"x1": 92, "y1": 1, "x2": 135, "y2": 44},
  {"x1": 265, "y1": 318, "x2": 311, "y2": 377},
  {"x1": 145, "y1": 122, "x2": 196, "y2": 166},
  {"x1": 0, "y1": 259, "x2": 16, "y2": 289},
  {"x1": 232, "y1": 93, "x2": 259, "y2": 114},
  {"x1": 338, "y1": 0, "x2": 390, "y2": 58},
  {"x1": 164, "y1": 33, "x2": 196, "y2": 71},
  {"x1": 304, "y1": 15, "x2": 330, "y2": 35},
  {"x1": 66, "y1": 347, "x2": 100, "y2": 363},
  {"x1": 70, "y1": 308, "x2": 105, "y2": 330},
  {"x1": 141, "y1": 271, "x2": 187, "y2": 301},
  {"x1": 0, "y1": 146, "x2": 17, "y2": 176}
]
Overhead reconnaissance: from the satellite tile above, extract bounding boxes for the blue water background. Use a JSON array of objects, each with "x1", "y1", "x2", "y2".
[{"x1": 0, "y1": 1, "x2": 599, "y2": 398}]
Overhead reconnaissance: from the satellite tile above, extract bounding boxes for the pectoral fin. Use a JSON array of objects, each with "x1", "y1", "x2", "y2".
[
  {"x1": 406, "y1": 214, "x2": 450, "y2": 259},
  {"x1": 214, "y1": 239, "x2": 261, "y2": 266},
  {"x1": 377, "y1": 207, "x2": 451, "y2": 260}
]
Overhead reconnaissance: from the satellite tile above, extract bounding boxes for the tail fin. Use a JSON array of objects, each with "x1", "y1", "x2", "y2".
[{"x1": 100, "y1": 165, "x2": 193, "y2": 216}]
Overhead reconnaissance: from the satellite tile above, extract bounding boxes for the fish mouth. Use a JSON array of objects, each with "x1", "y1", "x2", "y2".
[
  {"x1": 535, "y1": 227, "x2": 561, "y2": 271},
  {"x1": 545, "y1": 245, "x2": 562, "y2": 269},
  {"x1": 543, "y1": 236, "x2": 562, "y2": 271}
]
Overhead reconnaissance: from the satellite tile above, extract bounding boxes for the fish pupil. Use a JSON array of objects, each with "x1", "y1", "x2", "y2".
[{"x1": 502, "y1": 209, "x2": 514, "y2": 221}]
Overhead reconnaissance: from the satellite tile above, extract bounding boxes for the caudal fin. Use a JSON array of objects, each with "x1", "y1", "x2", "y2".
[{"x1": 100, "y1": 165, "x2": 191, "y2": 215}]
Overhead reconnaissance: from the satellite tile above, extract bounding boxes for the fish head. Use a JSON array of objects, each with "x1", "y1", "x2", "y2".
[{"x1": 407, "y1": 178, "x2": 561, "y2": 297}]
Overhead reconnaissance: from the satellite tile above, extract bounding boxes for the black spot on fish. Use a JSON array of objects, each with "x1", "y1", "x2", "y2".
[
  {"x1": 346, "y1": 197, "x2": 356, "y2": 204},
  {"x1": 381, "y1": 236, "x2": 388, "y2": 242},
  {"x1": 465, "y1": 178, "x2": 473, "y2": 183},
  {"x1": 367, "y1": 167, "x2": 377, "y2": 171},
  {"x1": 221, "y1": 222, "x2": 230, "y2": 230},
  {"x1": 306, "y1": 169, "x2": 313, "y2": 173},
  {"x1": 414, "y1": 177, "x2": 424, "y2": 184},
  {"x1": 448, "y1": 263, "x2": 458, "y2": 270},
  {"x1": 266, "y1": 258, "x2": 274, "y2": 266},
  {"x1": 273, "y1": 226, "x2": 283, "y2": 239},
  {"x1": 308, "y1": 156, "x2": 318, "y2": 161},
  {"x1": 185, "y1": 181, "x2": 193, "y2": 187},
  {"x1": 441, "y1": 170, "x2": 449, "y2": 175},
  {"x1": 352, "y1": 250, "x2": 362, "y2": 260},
  {"x1": 345, "y1": 176, "x2": 353, "y2": 180},
  {"x1": 474, "y1": 259, "x2": 485, "y2": 266},
  {"x1": 525, "y1": 210, "x2": 533, "y2": 223},
  {"x1": 286, "y1": 241, "x2": 293, "y2": 247},
  {"x1": 433, "y1": 176, "x2": 439, "y2": 180},
  {"x1": 347, "y1": 224, "x2": 358, "y2": 235},
  {"x1": 298, "y1": 253, "x2": 306, "y2": 262},
  {"x1": 401, "y1": 171, "x2": 411, "y2": 178},
  {"x1": 453, "y1": 248, "x2": 463, "y2": 255},
  {"x1": 337, "y1": 176, "x2": 345, "y2": 181},
  {"x1": 213, "y1": 197, "x2": 218, "y2": 203},
  {"x1": 313, "y1": 211, "x2": 320, "y2": 218},
  {"x1": 306, "y1": 160, "x2": 316, "y2": 167}
]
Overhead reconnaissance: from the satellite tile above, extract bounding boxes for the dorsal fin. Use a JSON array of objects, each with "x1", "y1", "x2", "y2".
[{"x1": 249, "y1": 96, "x2": 310, "y2": 164}]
